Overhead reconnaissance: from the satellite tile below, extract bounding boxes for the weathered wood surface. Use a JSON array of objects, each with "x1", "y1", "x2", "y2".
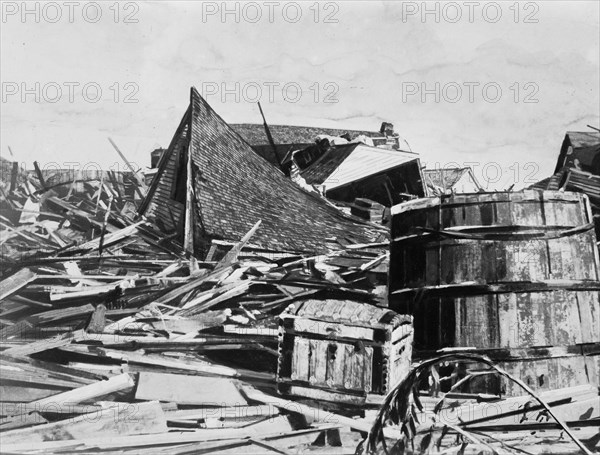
[
  {"x1": 0, "y1": 268, "x2": 36, "y2": 301},
  {"x1": 1, "y1": 401, "x2": 166, "y2": 444},
  {"x1": 0, "y1": 414, "x2": 298, "y2": 452},
  {"x1": 391, "y1": 191, "x2": 599, "y2": 291},
  {"x1": 27, "y1": 373, "x2": 134, "y2": 411},
  {"x1": 2, "y1": 329, "x2": 86, "y2": 357},
  {"x1": 278, "y1": 299, "x2": 413, "y2": 402},
  {"x1": 135, "y1": 371, "x2": 247, "y2": 406},
  {"x1": 390, "y1": 191, "x2": 600, "y2": 395},
  {"x1": 419, "y1": 384, "x2": 599, "y2": 428}
]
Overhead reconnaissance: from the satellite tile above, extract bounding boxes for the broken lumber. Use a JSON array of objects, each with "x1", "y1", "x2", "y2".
[
  {"x1": 135, "y1": 371, "x2": 247, "y2": 406},
  {"x1": 27, "y1": 373, "x2": 134, "y2": 411},
  {"x1": 1, "y1": 401, "x2": 167, "y2": 444},
  {"x1": 0, "y1": 268, "x2": 36, "y2": 301}
]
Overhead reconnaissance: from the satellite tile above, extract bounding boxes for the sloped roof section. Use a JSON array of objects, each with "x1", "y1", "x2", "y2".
[
  {"x1": 231, "y1": 123, "x2": 381, "y2": 146},
  {"x1": 300, "y1": 143, "x2": 358, "y2": 185},
  {"x1": 566, "y1": 131, "x2": 600, "y2": 150},
  {"x1": 528, "y1": 171, "x2": 566, "y2": 192},
  {"x1": 301, "y1": 143, "x2": 419, "y2": 191},
  {"x1": 141, "y1": 87, "x2": 380, "y2": 255},
  {"x1": 555, "y1": 131, "x2": 600, "y2": 174}
]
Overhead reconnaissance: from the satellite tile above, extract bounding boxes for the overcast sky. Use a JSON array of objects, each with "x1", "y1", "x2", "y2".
[{"x1": 1, "y1": 1, "x2": 599, "y2": 189}]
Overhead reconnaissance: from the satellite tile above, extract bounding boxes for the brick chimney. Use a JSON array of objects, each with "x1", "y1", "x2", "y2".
[
  {"x1": 380, "y1": 122, "x2": 394, "y2": 136},
  {"x1": 150, "y1": 148, "x2": 166, "y2": 168}
]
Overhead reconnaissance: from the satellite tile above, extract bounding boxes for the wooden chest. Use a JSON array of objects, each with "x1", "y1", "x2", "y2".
[{"x1": 277, "y1": 299, "x2": 413, "y2": 405}]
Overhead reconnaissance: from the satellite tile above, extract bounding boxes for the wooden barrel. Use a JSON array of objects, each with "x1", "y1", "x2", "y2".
[{"x1": 389, "y1": 190, "x2": 600, "y2": 396}]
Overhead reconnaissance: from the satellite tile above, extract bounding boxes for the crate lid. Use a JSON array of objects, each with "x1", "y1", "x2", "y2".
[{"x1": 284, "y1": 299, "x2": 411, "y2": 329}]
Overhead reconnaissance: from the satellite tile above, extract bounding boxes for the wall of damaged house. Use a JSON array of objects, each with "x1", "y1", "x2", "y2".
[
  {"x1": 532, "y1": 130, "x2": 600, "y2": 239},
  {"x1": 326, "y1": 160, "x2": 425, "y2": 206},
  {"x1": 143, "y1": 128, "x2": 188, "y2": 235}
]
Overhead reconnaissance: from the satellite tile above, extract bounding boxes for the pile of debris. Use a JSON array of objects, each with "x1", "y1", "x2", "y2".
[
  {"x1": 0, "y1": 154, "x2": 143, "y2": 266},
  {"x1": 0, "y1": 218, "x2": 393, "y2": 453},
  {"x1": 1, "y1": 89, "x2": 598, "y2": 454},
  {"x1": 0, "y1": 152, "x2": 394, "y2": 452}
]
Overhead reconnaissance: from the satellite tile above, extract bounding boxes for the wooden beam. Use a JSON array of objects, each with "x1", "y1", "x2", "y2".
[
  {"x1": 241, "y1": 386, "x2": 400, "y2": 438},
  {"x1": 183, "y1": 141, "x2": 194, "y2": 254},
  {"x1": 9, "y1": 161, "x2": 19, "y2": 192},
  {"x1": 1, "y1": 414, "x2": 297, "y2": 452},
  {"x1": 26, "y1": 373, "x2": 135, "y2": 411},
  {"x1": 107, "y1": 137, "x2": 147, "y2": 189},
  {"x1": 1, "y1": 401, "x2": 167, "y2": 444},
  {"x1": 2, "y1": 329, "x2": 86, "y2": 357},
  {"x1": 0, "y1": 268, "x2": 37, "y2": 300},
  {"x1": 32, "y1": 161, "x2": 47, "y2": 189},
  {"x1": 59, "y1": 346, "x2": 274, "y2": 382},
  {"x1": 215, "y1": 220, "x2": 261, "y2": 270},
  {"x1": 165, "y1": 405, "x2": 278, "y2": 422},
  {"x1": 135, "y1": 371, "x2": 247, "y2": 406}
]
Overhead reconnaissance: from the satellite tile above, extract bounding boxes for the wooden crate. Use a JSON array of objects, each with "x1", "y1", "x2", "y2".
[{"x1": 277, "y1": 299, "x2": 413, "y2": 405}]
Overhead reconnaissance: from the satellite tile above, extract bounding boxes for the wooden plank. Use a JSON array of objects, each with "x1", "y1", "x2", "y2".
[
  {"x1": 135, "y1": 371, "x2": 247, "y2": 406},
  {"x1": 60, "y1": 347, "x2": 274, "y2": 382},
  {"x1": 73, "y1": 220, "x2": 144, "y2": 252},
  {"x1": 430, "y1": 386, "x2": 600, "y2": 428},
  {"x1": 150, "y1": 266, "x2": 234, "y2": 308},
  {"x1": 0, "y1": 305, "x2": 95, "y2": 340},
  {"x1": 183, "y1": 141, "x2": 194, "y2": 254},
  {"x1": 0, "y1": 385, "x2": 68, "y2": 403},
  {"x1": 0, "y1": 268, "x2": 36, "y2": 301},
  {"x1": 107, "y1": 137, "x2": 147, "y2": 190},
  {"x1": 32, "y1": 161, "x2": 46, "y2": 189},
  {"x1": 1, "y1": 401, "x2": 166, "y2": 444},
  {"x1": 26, "y1": 373, "x2": 134, "y2": 411},
  {"x1": 9, "y1": 162, "x2": 19, "y2": 192},
  {"x1": 165, "y1": 405, "x2": 278, "y2": 422},
  {"x1": 0, "y1": 414, "x2": 299, "y2": 452},
  {"x1": 2, "y1": 329, "x2": 86, "y2": 357},
  {"x1": 241, "y1": 386, "x2": 399, "y2": 437},
  {"x1": 0, "y1": 411, "x2": 48, "y2": 431},
  {"x1": 216, "y1": 220, "x2": 262, "y2": 271}
]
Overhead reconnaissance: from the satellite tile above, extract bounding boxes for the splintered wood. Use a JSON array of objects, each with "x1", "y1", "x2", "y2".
[{"x1": 0, "y1": 162, "x2": 598, "y2": 454}]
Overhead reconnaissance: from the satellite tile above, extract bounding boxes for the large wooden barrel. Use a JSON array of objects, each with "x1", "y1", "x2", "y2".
[{"x1": 389, "y1": 190, "x2": 600, "y2": 396}]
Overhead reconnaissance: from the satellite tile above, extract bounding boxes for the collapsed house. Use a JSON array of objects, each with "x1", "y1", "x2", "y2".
[
  {"x1": 34, "y1": 168, "x2": 139, "y2": 202},
  {"x1": 287, "y1": 141, "x2": 424, "y2": 205},
  {"x1": 231, "y1": 119, "x2": 426, "y2": 223},
  {"x1": 139, "y1": 87, "x2": 384, "y2": 258},
  {"x1": 531, "y1": 129, "x2": 600, "y2": 237},
  {"x1": 231, "y1": 121, "x2": 409, "y2": 169}
]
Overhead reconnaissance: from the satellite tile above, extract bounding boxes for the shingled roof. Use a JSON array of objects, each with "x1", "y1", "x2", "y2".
[
  {"x1": 139, "y1": 88, "x2": 381, "y2": 256},
  {"x1": 230, "y1": 123, "x2": 381, "y2": 146}
]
